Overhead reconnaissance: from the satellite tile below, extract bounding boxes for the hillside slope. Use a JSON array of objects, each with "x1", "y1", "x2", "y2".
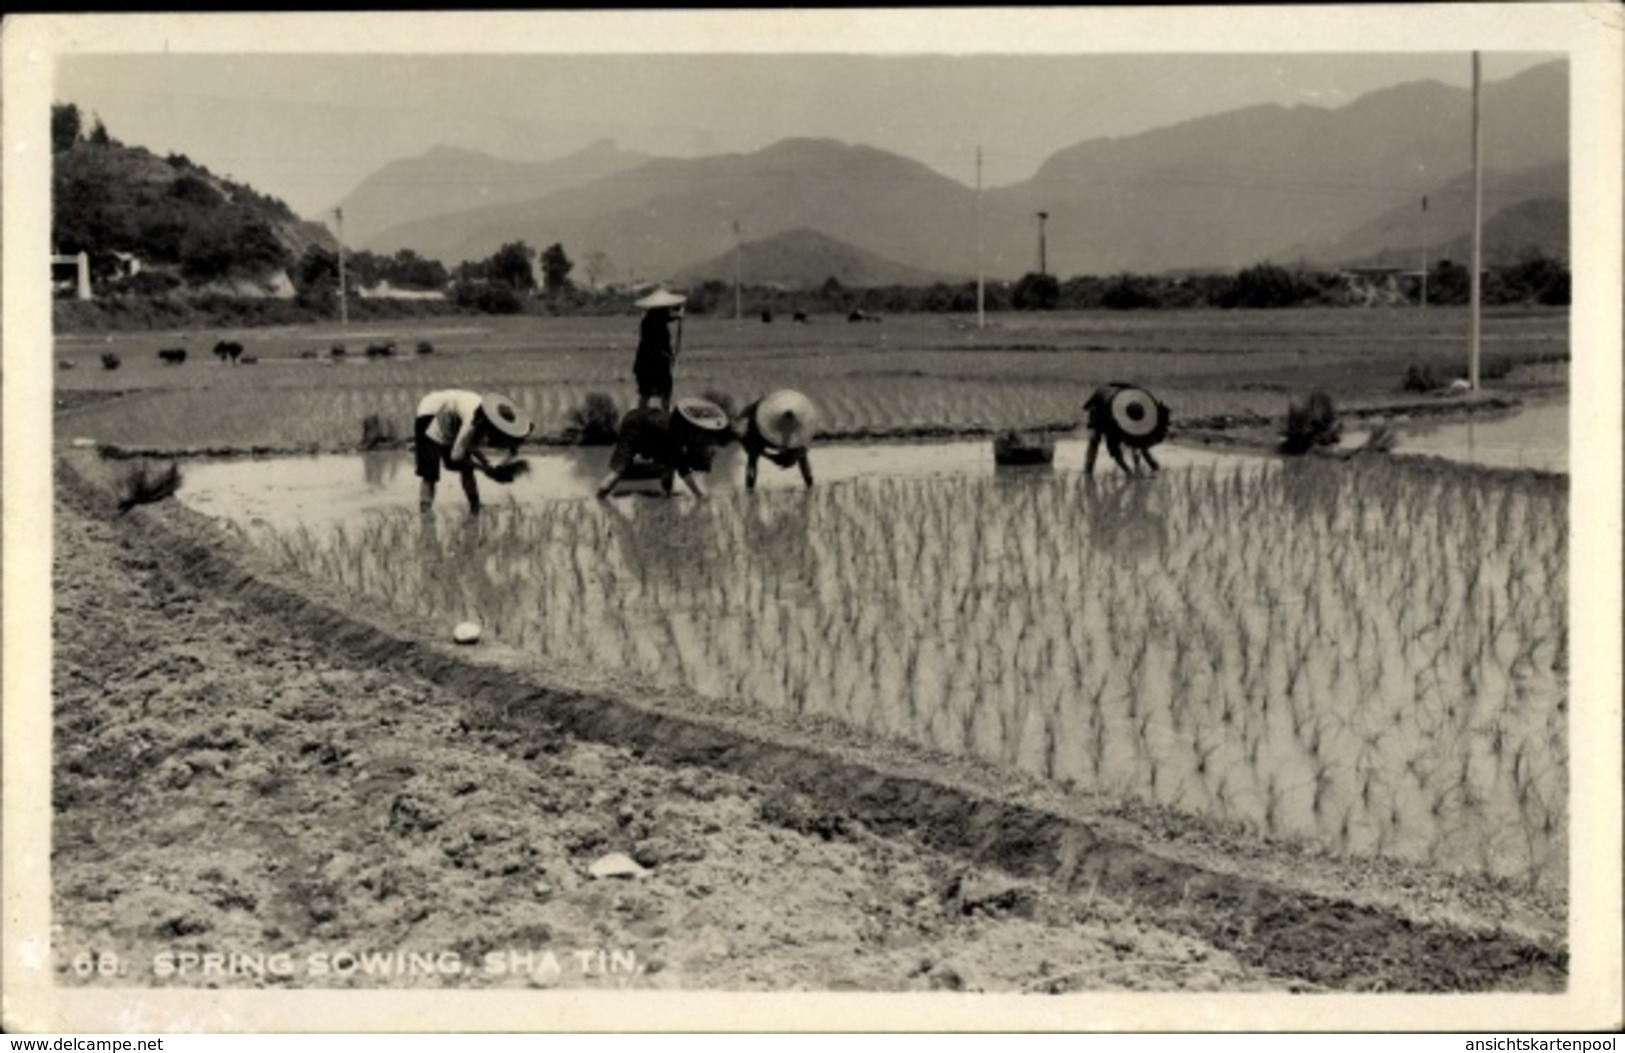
[
  {"x1": 672, "y1": 227, "x2": 966, "y2": 289},
  {"x1": 53, "y1": 119, "x2": 335, "y2": 288}
]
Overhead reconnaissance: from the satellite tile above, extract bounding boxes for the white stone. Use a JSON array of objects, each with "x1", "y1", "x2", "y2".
[{"x1": 452, "y1": 621, "x2": 482, "y2": 645}]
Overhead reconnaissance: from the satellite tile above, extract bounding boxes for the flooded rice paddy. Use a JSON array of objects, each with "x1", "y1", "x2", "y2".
[{"x1": 178, "y1": 418, "x2": 1568, "y2": 891}]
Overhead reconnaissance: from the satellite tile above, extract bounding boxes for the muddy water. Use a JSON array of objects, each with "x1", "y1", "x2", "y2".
[
  {"x1": 178, "y1": 440, "x2": 1567, "y2": 891},
  {"x1": 178, "y1": 438, "x2": 1263, "y2": 531},
  {"x1": 1369, "y1": 399, "x2": 1567, "y2": 474}
]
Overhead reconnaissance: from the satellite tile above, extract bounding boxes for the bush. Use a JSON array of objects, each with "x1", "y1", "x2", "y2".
[
  {"x1": 1280, "y1": 391, "x2": 1341, "y2": 455},
  {"x1": 115, "y1": 460, "x2": 181, "y2": 515},
  {"x1": 330, "y1": 343, "x2": 348, "y2": 358},
  {"x1": 1011, "y1": 272, "x2": 1060, "y2": 310},
  {"x1": 101, "y1": 352, "x2": 120, "y2": 371},
  {"x1": 365, "y1": 341, "x2": 397, "y2": 359},
  {"x1": 1403, "y1": 363, "x2": 1443, "y2": 393},
  {"x1": 415, "y1": 340, "x2": 434, "y2": 355},
  {"x1": 360, "y1": 412, "x2": 399, "y2": 449},
  {"x1": 568, "y1": 392, "x2": 620, "y2": 445}
]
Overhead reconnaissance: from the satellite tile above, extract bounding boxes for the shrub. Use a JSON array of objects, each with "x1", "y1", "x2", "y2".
[
  {"x1": 1011, "y1": 272, "x2": 1061, "y2": 310},
  {"x1": 360, "y1": 412, "x2": 399, "y2": 449},
  {"x1": 157, "y1": 348, "x2": 187, "y2": 365},
  {"x1": 365, "y1": 341, "x2": 397, "y2": 358},
  {"x1": 330, "y1": 343, "x2": 348, "y2": 358},
  {"x1": 415, "y1": 340, "x2": 434, "y2": 355},
  {"x1": 101, "y1": 352, "x2": 120, "y2": 371},
  {"x1": 115, "y1": 460, "x2": 181, "y2": 515},
  {"x1": 1280, "y1": 391, "x2": 1341, "y2": 455},
  {"x1": 1403, "y1": 363, "x2": 1443, "y2": 393},
  {"x1": 568, "y1": 392, "x2": 620, "y2": 445}
]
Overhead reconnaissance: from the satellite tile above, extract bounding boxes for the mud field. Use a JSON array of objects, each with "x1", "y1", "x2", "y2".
[{"x1": 49, "y1": 448, "x2": 1567, "y2": 998}]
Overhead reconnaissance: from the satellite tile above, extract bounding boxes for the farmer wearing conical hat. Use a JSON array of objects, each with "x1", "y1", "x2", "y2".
[
  {"x1": 596, "y1": 396, "x2": 732, "y2": 500},
  {"x1": 414, "y1": 389, "x2": 533, "y2": 513},
  {"x1": 737, "y1": 389, "x2": 818, "y2": 491},
  {"x1": 633, "y1": 288, "x2": 687, "y2": 411},
  {"x1": 1083, "y1": 382, "x2": 1171, "y2": 476}
]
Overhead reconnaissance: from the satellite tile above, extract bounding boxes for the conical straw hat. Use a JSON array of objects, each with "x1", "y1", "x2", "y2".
[
  {"x1": 754, "y1": 389, "x2": 818, "y2": 449},
  {"x1": 635, "y1": 288, "x2": 688, "y2": 309},
  {"x1": 673, "y1": 396, "x2": 731, "y2": 433},
  {"x1": 480, "y1": 393, "x2": 533, "y2": 440},
  {"x1": 1108, "y1": 386, "x2": 1169, "y2": 448}
]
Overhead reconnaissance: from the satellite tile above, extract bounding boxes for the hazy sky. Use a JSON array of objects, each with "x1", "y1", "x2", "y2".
[{"x1": 40, "y1": 12, "x2": 1573, "y2": 219}]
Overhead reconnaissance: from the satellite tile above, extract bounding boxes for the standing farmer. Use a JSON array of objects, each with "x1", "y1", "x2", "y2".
[
  {"x1": 596, "y1": 397, "x2": 732, "y2": 500},
  {"x1": 633, "y1": 288, "x2": 687, "y2": 411},
  {"x1": 738, "y1": 389, "x2": 817, "y2": 490},
  {"x1": 1083, "y1": 382, "x2": 1171, "y2": 476},
  {"x1": 415, "y1": 389, "x2": 533, "y2": 513}
]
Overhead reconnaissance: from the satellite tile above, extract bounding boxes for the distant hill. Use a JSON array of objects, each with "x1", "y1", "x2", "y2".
[
  {"x1": 52, "y1": 108, "x2": 335, "y2": 290},
  {"x1": 1281, "y1": 162, "x2": 1568, "y2": 268},
  {"x1": 347, "y1": 59, "x2": 1569, "y2": 283},
  {"x1": 997, "y1": 60, "x2": 1567, "y2": 274},
  {"x1": 367, "y1": 137, "x2": 985, "y2": 283},
  {"x1": 340, "y1": 139, "x2": 651, "y2": 249},
  {"x1": 672, "y1": 227, "x2": 965, "y2": 289}
]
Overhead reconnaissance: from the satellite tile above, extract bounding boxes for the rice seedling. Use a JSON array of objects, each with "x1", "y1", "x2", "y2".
[
  {"x1": 360, "y1": 413, "x2": 399, "y2": 450},
  {"x1": 240, "y1": 451, "x2": 1566, "y2": 889}
]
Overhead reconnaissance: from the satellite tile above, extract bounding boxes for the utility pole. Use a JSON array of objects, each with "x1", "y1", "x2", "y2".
[
  {"x1": 1036, "y1": 211, "x2": 1049, "y2": 277},
  {"x1": 733, "y1": 218, "x2": 742, "y2": 322},
  {"x1": 1469, "y1": 51, "x2": 1483, "y2": 390},
  {"x1": 334, "y1": 207, "x2": 348, "y2": 328},
  {"x1": 1420, "y1": 196, "x2": 1429, "y2": 309},
  {"x1": 976, "y1": 146, "x2": 985, "y2": 329}
]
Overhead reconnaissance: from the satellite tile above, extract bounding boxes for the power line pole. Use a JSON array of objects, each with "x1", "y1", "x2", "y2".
[
  {"x1": 1469, "y1": 51, "x2": 1483, "y2": 390},
  {"x1": 1419, "y1": 196, "x2": 1429, "y2": 309},
  {"x1": 733, "y1": 218, "x2": 742, "y2": 322},
  {"x1": 976, "y1": 146, "x2": 985, "y2": 329},
  {"x1": 1036, "y1": 211, "x2": 1049, "y2": 276},
  {"x1": 334, "y1": 207, "x2": 348, "y2": 328}
]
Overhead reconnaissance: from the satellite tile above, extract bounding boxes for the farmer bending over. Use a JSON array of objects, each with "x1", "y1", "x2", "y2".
[
  {"x1": 1083, "y1": 382, "x2": 1170, "y2": 476},
  {"x1": 738, "y1": 389, "x2": 817, "y2": 490},
  {"x1": 415, "y1": 389, "x2": 533, "y2": 513},
  {"x1": 596, "y1": 397, "x2": 732, "y2": 500}
]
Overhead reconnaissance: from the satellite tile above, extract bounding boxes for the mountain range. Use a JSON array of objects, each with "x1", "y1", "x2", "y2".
[{"x1": 347, "y1": 60, "x2": 1567, "y2": 283}]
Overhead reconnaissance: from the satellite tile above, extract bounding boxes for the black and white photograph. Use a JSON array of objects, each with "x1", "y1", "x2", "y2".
[{"x1": 3, "y1": 7, "x2": 1621, "y2": 1035}]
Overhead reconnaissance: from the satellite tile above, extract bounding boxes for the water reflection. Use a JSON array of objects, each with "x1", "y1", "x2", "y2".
[
  {"x1": 362, "y1": 450, "x2": 403, "y2": 490},
  {"x1": 230, "y1": 460, "x2": 1567, "y2": 890}
]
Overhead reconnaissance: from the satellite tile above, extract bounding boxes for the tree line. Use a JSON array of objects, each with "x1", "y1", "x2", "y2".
[{"x1": 52, "y1": 102, "x2": 1569, "y2": 325}]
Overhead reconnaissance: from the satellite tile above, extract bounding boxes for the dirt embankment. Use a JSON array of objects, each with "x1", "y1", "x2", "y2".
[{"x1": 48, "y1": 454, "x2": 1566, "y2": 995}]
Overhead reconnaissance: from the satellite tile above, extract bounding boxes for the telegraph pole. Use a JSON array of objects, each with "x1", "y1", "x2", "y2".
[
  {"x1": 733, "y1": 218, "x2": 742, "y2": 322},
  {"x1": 1036, "y1": 211, "x2": 1049, "y2": 276},
  {"x1": 1469, "y1": 51, "x2": 1483, "y2": 390},
  {"x1": 1420, "y1": 196, "x2": 1429, "y2": 309},
  {"x1": 976, "y1": 146, "x2": 985, "y2": 329},
  {"x1": 334, "y1": 207, "x2": 348, "y2": 328}
]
